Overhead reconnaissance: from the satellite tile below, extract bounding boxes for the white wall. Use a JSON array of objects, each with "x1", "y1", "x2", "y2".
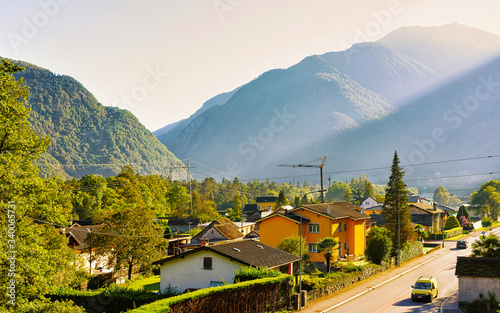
[
  {"x1": 159, "y1": 250, "x2": 243, "y2": 293},
  {"x1": 459, "y1": 276, "x2": 500, "y2": 302}
]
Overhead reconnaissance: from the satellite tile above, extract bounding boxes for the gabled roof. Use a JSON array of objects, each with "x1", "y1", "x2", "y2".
[
  {"x1": 192, "y1": 218, "x2": 244, "y2": 242},
  {"x1": 410, "y1": 203, "x2": 444, "y2": 215},
  {"x1": 153, "y1": 239, "x2": 299, "y2": 268},
  {"x1": 456, "y1": 256, "x2": 500, "y2": 278},
  {"x1": 255, "y1": 210, "x2": 311, "y2": 224},
  {"x1": 243, "y1": 204, "x2": 258, "y2": 212},
  {"x1": 65, "y1": 225, "x2": 101, "y2": 250},
  {"x1": 291, "y1": 202, "x2": 369, "y2": 221},
  {"x1": 407, "y1": 195, "x2": 421, "y2": 203},
  {"x1": 437, "y1": 204, "x2": 458, "y2": 212},
  {"x1": 256, "y1": 196, "x2": 277, "y2": 203}
]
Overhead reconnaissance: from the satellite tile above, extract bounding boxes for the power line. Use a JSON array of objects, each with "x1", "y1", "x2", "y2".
[{"x1": 0, "y1": 208, "x2": 166, "y2": 238}]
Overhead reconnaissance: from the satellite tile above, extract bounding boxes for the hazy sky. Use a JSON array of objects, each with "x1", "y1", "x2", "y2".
[{"x1": 1, "y1": 0, "x2": 500, "y2": 131}]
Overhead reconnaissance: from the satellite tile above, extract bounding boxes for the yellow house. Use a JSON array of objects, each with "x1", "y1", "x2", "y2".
[
  {"x1": 257, "y1": 202, "x2": 369, "y2": 265},
  {"x1": 256, "y1": 196, "x2": 277, "y2": 211},
  {"x1": 364, "y1": 204, "x2": 382, "y2": 216}
]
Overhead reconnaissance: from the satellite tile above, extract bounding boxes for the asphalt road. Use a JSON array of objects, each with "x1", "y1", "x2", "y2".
[{"x1": 295, "y1": 227, "x2": 500, "y2": 313}]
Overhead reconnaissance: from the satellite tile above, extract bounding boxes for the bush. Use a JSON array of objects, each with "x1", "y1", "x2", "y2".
[
  {"x1": 12, "y1": 298, "x2": 85, "y2": 313},
  {"x1": 444, "y1": 216, "x2": 461, "y2": 230},
  {"x1": 459, "y1": 292, "x2": 500, "y2": 313},
  {"x1": 482, "y1": 217, "x2": 494, "y2": 227},
  {"x1": 399, "y1": 241, "x2": 424, "y2": 264},
  {"x1": 234, "y1": 266, "x2": 281, "y2": 282},
  {"x1": 365, "y1": 226, "x2": 392, "y2": 265},
  {"x1": 48, "y1": 284, "x2": 172, "y2": 313}
]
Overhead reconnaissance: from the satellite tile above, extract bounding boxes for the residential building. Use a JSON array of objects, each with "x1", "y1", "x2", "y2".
[
  {"x1": 153, "y1": 239, "x2": 299, "y2": 293},
  {"x1": 256, "y1": 196, "x2": 277, "y2": 211},
  {"x1": 360, "y1": 197, "x2": 379, "y2": 210},
  {"x1": 190, "y1": 218, "x2": 244, "y2": 246},
  {"x1": 64, "y1": 224, "x2": 112, "y2": 274},
  {"x1": 164, "y1": 218, "x2": 201, "y2": 234},
  {"x1": 455, "y1": 256, "x2": 500, "y2": 303},
  {"x1": 364, "y1": 204, "x2": 382, "y2": 216},
  {"x1": 199, "y1": 220, "x2": 255, "y2": 236},
  {"x1": 409, "y1": 203, "x2": 447, "y2": 232},
  {"x1": 257, "y1": 202, "x2": 369, "y2": 267}
]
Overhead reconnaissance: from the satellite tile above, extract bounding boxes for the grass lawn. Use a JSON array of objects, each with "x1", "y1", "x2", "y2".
[{"x1": 127, "y1": 275, "x2": 161, "y2": 292}]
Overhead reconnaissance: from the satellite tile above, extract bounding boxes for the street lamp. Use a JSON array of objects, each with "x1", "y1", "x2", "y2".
[{"x1": 297, "y1": 189, "x2": 327, "y2": 310}]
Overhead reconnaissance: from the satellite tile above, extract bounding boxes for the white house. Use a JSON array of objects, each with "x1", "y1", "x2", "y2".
[
  {"x1": 359, "y1": 197, "x2": 379, "y2": 210},
  {"x1": 153, "y1": 239, "x2": 299, "y2": 293},
  {"x1": 455, "y1": 256, "x2": 500, "y2": 303}
]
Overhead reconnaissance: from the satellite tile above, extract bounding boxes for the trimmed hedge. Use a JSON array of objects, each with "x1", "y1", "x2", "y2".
[
  {"x1": 400, "y1": 241, "x2": 424, "y2": 264},
  {"x1": 129, "y1": 275, "x2": 293, "y2": 313},
  {"x1": 48, "y1": 285, "x2": 171, "y2": 313},
  {"x1": 424, "y1": 227, "x2": 462, "y2": 240},
  {"x1": 302, "y1": 263, "x2": 390, "y2": 301}
]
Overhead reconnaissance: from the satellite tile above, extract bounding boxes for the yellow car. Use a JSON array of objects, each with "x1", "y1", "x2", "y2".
[{"x1": 411, "y1": 276, "x2": 438, "y2": 302}]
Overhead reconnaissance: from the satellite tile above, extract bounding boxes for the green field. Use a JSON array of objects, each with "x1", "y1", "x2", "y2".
[{"x1": 127, "y1": 275, "x2": 161, "y2": 292}]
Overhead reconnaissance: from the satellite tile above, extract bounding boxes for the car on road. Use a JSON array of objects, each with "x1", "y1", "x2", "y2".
[
  {"x1": 456, "y1": 240, "x2": 468, "y2": 249},
  {"x1": 411, "y1": 276, "x2": 438, "y2": 302}
]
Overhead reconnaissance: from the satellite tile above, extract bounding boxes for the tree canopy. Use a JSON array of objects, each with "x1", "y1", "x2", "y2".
[
  {"x1": 0, "y1": 60, "x2": 85, "y2": 311},
  {"x1": 382, "y1": 151, "x2": 414, "y2": 253}
]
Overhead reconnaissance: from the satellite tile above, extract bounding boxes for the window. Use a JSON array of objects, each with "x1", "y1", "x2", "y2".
[
  {"x1": 344, "y1": 223, "x2": 347, "y2": 231},
  {"x1": 338, "y1": 222, "x2": 342, "y2": 232},
  {"x1": 344, "y1": 242, "x2": 347, "y2": 250},
  {"x1": 308, "y1": 223, "x2": 320, "y2": 233},
  {"x1": 210, "y1": 281, "x2": 224, "y2": 287},
  {"x1": 308, "y1": 243, "x2": 318, "y2": 253},
  {"x1": 203, "y1": 257, "x2": 212, "y2": 270}
]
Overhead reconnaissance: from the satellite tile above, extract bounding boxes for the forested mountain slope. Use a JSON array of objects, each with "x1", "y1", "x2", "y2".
[{"x1": 9, "y1": 59, "x2": 185, "y2": 179}]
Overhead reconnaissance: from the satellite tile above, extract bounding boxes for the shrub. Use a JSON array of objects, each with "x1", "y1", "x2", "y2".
[
  {"x1": 482, "y1": 217, "x2": 493, "y2": 227},
  {"x1": 234, "y1": 266, "x2": 281, "y2": 282},
  {"x1": 48, "y1": 284, "x2": 172, "y2": 313},
  {"x1": 444, "y1": 216, "x2": 460, "y2": 230},
  {"x1": 365, "y1": 226, "x2": 392, "y2": 265},
  {"x1": 459, "y1": 292, "x2": 500, "y2": 313}
]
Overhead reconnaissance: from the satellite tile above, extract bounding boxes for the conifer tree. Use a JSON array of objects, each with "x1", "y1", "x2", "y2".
[
  {"x1": 382, "y1": 151, "x2": 414, "y2": 261},
  {"x1": 275, "y1": 190, "x2": 289, "y2": 209}
]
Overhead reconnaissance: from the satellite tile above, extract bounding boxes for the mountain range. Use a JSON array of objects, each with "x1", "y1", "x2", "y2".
[
  {"x1": 6, "y1": 60, "x2": 185, "y2": 179},
  {"x1": 155, "y1": 23, "x2": 500, "y2": 193}
]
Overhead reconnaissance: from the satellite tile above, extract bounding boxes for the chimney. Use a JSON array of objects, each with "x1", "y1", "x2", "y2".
[{"x1": 200, "y1": 238, "x2": 208, "y2": 246}]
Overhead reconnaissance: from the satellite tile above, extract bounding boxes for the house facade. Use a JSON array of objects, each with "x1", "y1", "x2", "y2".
[
  {"x1": 256, "y1": 196, "x2": 277, "y2": 211},
  {"x1": 409, "y1": 203, "x2": 447, "y2": 232},
  {"x1": 360, "y1": 197, "x2": 379, "y2": 210},
  {"x1": 257, "y1": 202, "x2": 369, "y2": 265},
  {"x1": 189, "y1": 218, "x2": 244, "y2": 248},
  {"x1": 455, "y1": 256, "x2": 500, "y2": 303},
  {"x1": 153, "y1": 240, "x2": 299, "y2": 293}
]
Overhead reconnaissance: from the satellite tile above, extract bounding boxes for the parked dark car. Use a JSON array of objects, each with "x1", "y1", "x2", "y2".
[{"x1": 456, "y1": 240, "x2": 467, "y2": 249}]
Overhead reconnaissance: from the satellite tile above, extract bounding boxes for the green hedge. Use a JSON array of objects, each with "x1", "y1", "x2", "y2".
[
  {"x1": 234, "y1": 266, "x2": 281, "y2": 282},
  {"x1": 302, "y1": 263, "x2": 390, "y2": 301},
  {"x1": 399, "y1": 241, "x2": 424, "y2": 264},
  {"x1": 48, "y1": 285, "x2": 170, "y2": 313},
  {"x1": 424, "y1": 227, "x2": 462, "y2": 240},
  {"x1": 129, "y1": 275, "x2": 293, "y2": 313}
]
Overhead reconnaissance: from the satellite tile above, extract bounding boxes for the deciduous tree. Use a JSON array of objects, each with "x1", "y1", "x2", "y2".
[{"x1": 91, "y1": 205, "x2": 166, "y2": 280}]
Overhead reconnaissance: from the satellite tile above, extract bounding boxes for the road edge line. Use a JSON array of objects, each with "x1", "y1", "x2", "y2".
[{"x1": 320, "y1": 249, "x2": 450, "y2": 313}]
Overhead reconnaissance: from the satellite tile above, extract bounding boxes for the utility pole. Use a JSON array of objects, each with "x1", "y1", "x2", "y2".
[
  {"x1": 169, "y1": 161, "x2": 196, "y2": 214},
  {"x1": 278, "y1": 157, "x2": 327, "y2": 203},
  {"x1": 188, "y1": 159, "x2": 192, "y2": 214}
]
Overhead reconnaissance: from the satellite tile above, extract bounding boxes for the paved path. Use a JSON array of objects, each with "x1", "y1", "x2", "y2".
[{"x1": 293, "y1": 245, "x2": 460, "y2": 313}]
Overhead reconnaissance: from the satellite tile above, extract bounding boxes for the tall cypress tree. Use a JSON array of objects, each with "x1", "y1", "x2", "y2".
[{"x1": 382, "y1": 151, "x2": 414, "y2": 259}]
